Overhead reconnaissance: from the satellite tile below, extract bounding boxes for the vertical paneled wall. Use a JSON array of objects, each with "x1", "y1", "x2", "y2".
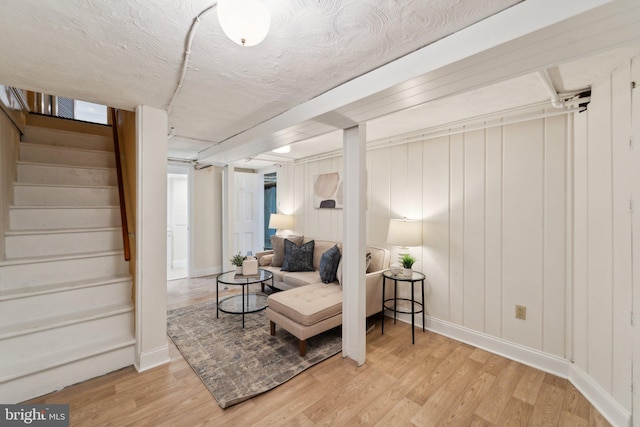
[
  {"x1": 278, "y1": 112, "x2": 568, "y2": 357},
  {"x1": 572, "y1": 58, "x2": 637, "y2": 412}
]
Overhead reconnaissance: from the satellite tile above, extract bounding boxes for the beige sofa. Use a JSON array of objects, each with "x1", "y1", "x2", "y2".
[
  {"x1": 256, "y1": 237, "x2": 390, "y2": 356},
  {"x1": 256, "y1": 238, "x2": 390, "y2": 317}
]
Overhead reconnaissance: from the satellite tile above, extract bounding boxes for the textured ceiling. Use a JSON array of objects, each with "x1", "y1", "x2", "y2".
[
  {"x1": 0, "y1": 0, "x2": 639, "y2": 167},
  {"x1": 0, "y1": 0, "x2": 521, "y2": 157}
]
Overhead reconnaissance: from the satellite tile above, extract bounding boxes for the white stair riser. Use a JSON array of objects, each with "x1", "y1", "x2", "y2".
[
  {"x1": 0, "y1": 280, "x2": 132, "y2": 328},
  {"x1": 0, "y1": 344, "x2": 134, "y2": 404},
  {"x1": 17, "y1": 163, "x2": 116, "y2": 187},
  {"x1": 0, "y1": 123, "x2": 135, "y2": 406},
  {"x1": 10, "y1": 207, "x2": 121, "y2": 230},
  {"x1": 0, "y1": 254, "x2": 130, "y2": 290},
  {"x1": 14, "y1": 185, "x2": 118, "y2": 206},
  {"x1": 0, "y1": 312, "x2": 133, "y2": 368},
  {"x1": 22, "y1": 127, "x2": 113, "y2": 152},
  {"x1": 5, "y1": 229, "x2": 123, "y2": 259},
  {"x1": 20, "y1": 144, "x2": 115, "y2": 168}
]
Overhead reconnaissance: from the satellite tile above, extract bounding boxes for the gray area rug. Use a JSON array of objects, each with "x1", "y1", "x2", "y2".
[{"x1": 167, "y1": 299, "x2": 342, "y2": 409}]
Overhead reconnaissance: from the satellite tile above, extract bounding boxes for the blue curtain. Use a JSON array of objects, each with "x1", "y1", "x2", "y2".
[{"x1": 264, "y1": 185, "x2": 277, "y2": 249}]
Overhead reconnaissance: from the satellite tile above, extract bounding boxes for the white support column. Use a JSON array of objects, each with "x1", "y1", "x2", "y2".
[
  {"x1": 134, "y1": 105, "x2": 170, "y2": 371},
  {"x1": 222, "y1": 164, "x2": 235, "y2": 271},
  {"x1": 342, "y1": 124, "x2": 367, "y2": 365}
]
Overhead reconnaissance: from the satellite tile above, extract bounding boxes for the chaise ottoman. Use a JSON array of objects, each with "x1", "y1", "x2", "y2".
[{"x1": 266, "y1": 282, "x2": 342, "y2": 356}]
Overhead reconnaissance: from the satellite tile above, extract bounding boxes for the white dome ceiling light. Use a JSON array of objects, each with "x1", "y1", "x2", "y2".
[{"x1": 217, "y1": 0, "x2": 271, "y2": 47}]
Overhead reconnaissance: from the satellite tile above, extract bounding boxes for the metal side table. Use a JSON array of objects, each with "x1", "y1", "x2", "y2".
[{"x1": 381, "y1": 270, "x2": 426, "y2": 344}]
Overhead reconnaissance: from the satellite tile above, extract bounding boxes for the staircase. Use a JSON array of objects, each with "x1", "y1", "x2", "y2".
[{"x1": 0, "y1": 119, "x2": 135, "y2": 403}]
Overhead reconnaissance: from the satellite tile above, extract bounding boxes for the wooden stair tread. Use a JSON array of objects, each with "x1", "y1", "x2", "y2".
[{"x1": 20, "y1": 141, "x2": 114, "y2": 155}]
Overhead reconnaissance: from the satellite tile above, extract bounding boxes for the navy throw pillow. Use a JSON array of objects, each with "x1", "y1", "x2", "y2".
[
  {"x1": 281, "y1": 239, "x2": 315, "y2": 272},
  {"x1": 319, "y1": 245, "x2": 341, "y2": 283}
]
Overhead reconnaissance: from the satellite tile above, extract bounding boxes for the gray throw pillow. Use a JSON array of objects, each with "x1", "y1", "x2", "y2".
[
  {"x1": 319, "y1": 245, "x2": 341, "y2": 283},
  {"x1": 271, "y1": 235, "x2": 303, "y2": 267},
  {"x1": 281, "y1": 239, "x2": 315, "y2": 272}
]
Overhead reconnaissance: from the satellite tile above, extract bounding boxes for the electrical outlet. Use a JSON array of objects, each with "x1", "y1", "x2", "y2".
[{"x1": 515, "y1": 305, "x2": 526, "y2": 320}]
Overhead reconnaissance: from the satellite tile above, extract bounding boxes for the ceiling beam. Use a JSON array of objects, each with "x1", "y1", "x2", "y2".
[{"x1": 199, "y1": 0, "x2": 640, "y2": 165}]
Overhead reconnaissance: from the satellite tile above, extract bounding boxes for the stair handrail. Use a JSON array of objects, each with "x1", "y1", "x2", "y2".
[{"x1": 110, "y1": 108, "x2": 131, "y2": 261}]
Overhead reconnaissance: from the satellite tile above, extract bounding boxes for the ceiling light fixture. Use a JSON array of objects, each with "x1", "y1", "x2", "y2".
[
  {"x1": 272, "y1": 145, "x2": 290, "y2": 154},
  {"x1": 217, "y1": 0, "x2": 271, "y2": 47}
]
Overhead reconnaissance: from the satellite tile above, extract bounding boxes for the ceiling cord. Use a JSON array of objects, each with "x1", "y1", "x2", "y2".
[{"x1": 167, "y1": 3, "x2": 218, "y2": 115}]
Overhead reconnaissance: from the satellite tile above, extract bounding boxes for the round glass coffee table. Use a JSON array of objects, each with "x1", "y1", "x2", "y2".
[{"x1": 216, "y1": 269, "x2": 274, "y2": 328}]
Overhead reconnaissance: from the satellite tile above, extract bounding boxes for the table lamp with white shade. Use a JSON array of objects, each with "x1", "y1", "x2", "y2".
[
  {"x1": 387, "y1": 217, "x2": 422, "y2": 266},
  {"x1": 268, "y1": 213, "x2": 293, "y2": 235}
]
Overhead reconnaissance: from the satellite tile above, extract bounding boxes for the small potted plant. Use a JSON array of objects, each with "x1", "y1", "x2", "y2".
[
  {"x1": 400, "y1": 253, "x2": 416, "y2": 277},
  {"x1": 230, "y1": 252, "x2": 244, "y2": 274}
]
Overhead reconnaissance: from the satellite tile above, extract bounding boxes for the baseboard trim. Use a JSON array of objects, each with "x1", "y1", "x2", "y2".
[
  {"x1": 422, "y1": 315, "x2": 568, "y2": 378},
  {"x1": 171, "y1": 260, "x2": 187, "y2": 269},
  {"x1": 569, "y1": 365, "x2": 631, "y2": 427},
  {"x1": 191, "y1": 266, "x2": 221, "y2": 278},
  {"x1": 390, "y1": 313, "x2": 630, "y2": 427},
  {"x1": 135, "y1": 343, "x2": 170, "y2": 373}
]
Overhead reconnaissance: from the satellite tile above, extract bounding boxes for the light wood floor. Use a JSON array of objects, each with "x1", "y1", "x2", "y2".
[{"x1": 26, "y1": 275, "x2": 612, "y2": 426}]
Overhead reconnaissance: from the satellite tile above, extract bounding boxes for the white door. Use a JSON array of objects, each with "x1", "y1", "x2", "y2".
[
  {"x1": 233, "y1": 171, "x2": 262, "y2": 256},
  {"x1": 167, "y1": 173, "x2": 189, "y2": 279}
]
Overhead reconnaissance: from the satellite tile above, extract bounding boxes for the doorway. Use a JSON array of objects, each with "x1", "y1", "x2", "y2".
[
  {"x1": 264, "y1": 172, "x2": 277, "y2": 249},
  {"x1": 167, "y1": 168, "x2": 190, "y2": 280}
]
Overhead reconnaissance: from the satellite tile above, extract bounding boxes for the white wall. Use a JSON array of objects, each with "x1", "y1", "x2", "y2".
[
  {"x1": 572, "y1": 57, "x2": 639, "y2": 414},
  {"x1": 278, "y1": 156, "x2": 344, "y2": 242},
  {"x1": 280, "y1": 112, "x2": 569, "y2": 357},
  {"x1": 0, "y1": 110, "x2": 20, "y2": 260},
  {"x1": 134, "y1": 105, "x2": 170, "y2": 371},
  {"x1": 192, "y1": 166, "x2": 223, "y2": 276}
]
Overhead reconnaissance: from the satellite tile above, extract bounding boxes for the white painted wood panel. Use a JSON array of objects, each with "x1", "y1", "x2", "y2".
[
  {"x1": 449, "y1": 134, "x2": 464, "y2": 325},
  {"x1": 502, "y1": 119, "x2": 544, "y2": 351},
  {"x1": 422, "y1": 137, "x2": 450, "y2": 321},
  {"x1": 389, "y1": 144, "x2": 409, "y2": 220},
  {"x1": 283, "y1": 111, "x2": 567, "y2": 357},
  {"x1": 305, "y1": 162, "x2": 319, "y2": 238},
  {"x1": 463, "y1": 130, "x2": 486, "y2": 331},
  {"x1": 406, "y1": 142, "x2": 424, "y2": 222},
  {"x1": 543, "y1": 115, "x2": 567, "y2": 357},
  {"x1": 484, "y1": 126, "x2": 503, "y2": 337},
  {"x1": 610, "y1": 62, "x2": 633, "y2": 410},
  {"x1": 572, "y1": 111, "x2": 589, "y2": 369},
  {"x1": 630, "y1": 57, "x2": 640, "y2": 427},
  {"x1": 293, "y1": 163, "x2": 304, "y2": 234},
  {"x1": 586, "y1": 79, "x2": 614, "y2": 392},
  {"x1": 388, "y1": 144, "x2": 410, "y2": 267},
  {"x1": 407, "y1": 142, "x2": 423, "y2": 274},
  {"x1": 367, "y1": 148, "x2": 391, "y2": 249},
  {"x1": 316, "y1": 158, "x2": 333, "y2": 239}
]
